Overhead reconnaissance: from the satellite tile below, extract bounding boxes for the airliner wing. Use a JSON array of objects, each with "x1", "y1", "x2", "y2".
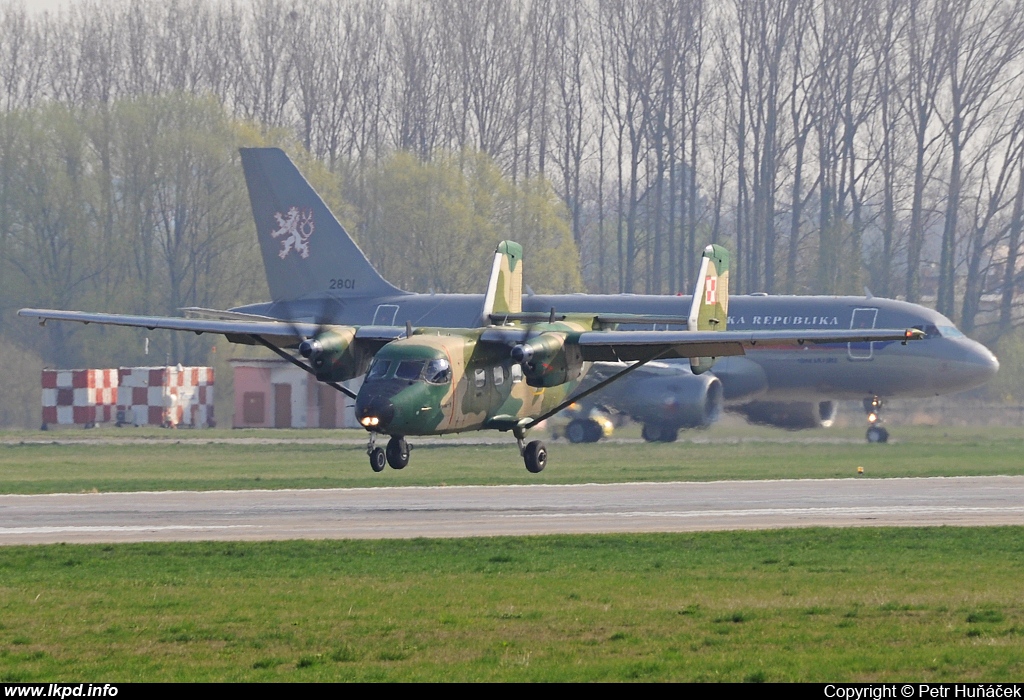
[{"x1": 576, "y1": 328, "x2": 924, "y2": 362}]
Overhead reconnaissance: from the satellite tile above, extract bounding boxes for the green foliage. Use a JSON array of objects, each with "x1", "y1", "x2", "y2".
[
  {"x1": 0, "y1": 528, "x2": 1022, "y2": 680},
  {"x1": 992, "y1": 328, "x2": 1024, "y2": 402},
  {"x1": 352, "y1": 150, "x2": 581, "y2": 294},
  {"x1": 0, "y1": 424, "x2": 1022, "y2": 493},
  {"x1": 0, "y1": 338, "x2": 43, "y2": 429},
  {"x1": 0, "y1": 96, "x2": 267, "y2": 372}
]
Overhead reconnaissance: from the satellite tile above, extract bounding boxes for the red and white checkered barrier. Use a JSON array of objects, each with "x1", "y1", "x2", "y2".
[
  {"x1": 41, "y1": 369, "x2": 118, "y2": 427},
  {"x1": 117, "y1": 366, "x2": 215, "y2": 428}
]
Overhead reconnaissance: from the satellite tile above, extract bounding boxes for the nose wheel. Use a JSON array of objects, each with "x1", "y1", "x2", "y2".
[
  {"x1": 367, "y1": 433, "x2": 412, "y2": 471},
  {"x1": 863, "y1": 397, "x2": 889, "y2": 443}
]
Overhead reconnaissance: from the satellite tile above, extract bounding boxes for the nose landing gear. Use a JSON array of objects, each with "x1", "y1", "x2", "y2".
[
  {"x1": 864, "y1": 397, "x2": 889, "y2": 443},
  {"x1": 367, "y1": 433, "x2": 412, "y2": 471},
  {"x1": 386, "y1": 436, "x2": 410, "y2": 469}
]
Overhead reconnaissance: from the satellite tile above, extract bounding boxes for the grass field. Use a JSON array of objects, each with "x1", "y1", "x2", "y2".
[
  {"x1": 1, "y1": 528, "x2": 1022, "y2": 681},
  {"x1": 0, "y1": 424, "x2": 1021, "y2": 493}
]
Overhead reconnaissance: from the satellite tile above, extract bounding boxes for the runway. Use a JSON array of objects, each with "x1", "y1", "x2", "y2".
[{"x1": 1, "y1": 475, "x2": 1023, "y2": 544}]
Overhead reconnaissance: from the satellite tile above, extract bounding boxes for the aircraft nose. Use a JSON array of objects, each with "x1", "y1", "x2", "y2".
[
  {"x1": 355, "y1": 393, "x2": 395, "y2": 431},
  {"x1": 954, "y1": 340, "x2": 1000, "y2": 390}
]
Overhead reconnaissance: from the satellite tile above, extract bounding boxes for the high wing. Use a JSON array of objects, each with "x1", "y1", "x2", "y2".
[
  {"x1": 16, "y1": 308, "x2": 405, "y2": 348},
  {"x1": 479, "y1": 325, "x2": 922, "y2": 362}
]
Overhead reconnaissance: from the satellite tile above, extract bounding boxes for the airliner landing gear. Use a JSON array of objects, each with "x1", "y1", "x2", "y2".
[
  {"x1": 641, "y1": 422, "x2": 679, "y2": 443},
  {"x1": 864, "y1": 397, "x2": 889, "y2": 443},
  {"x1": 386, "y1": 436, "x2": 410, "y2": 469},
  {"x1": 566, "y1": 418, "x2": 602, "y2": 443}
]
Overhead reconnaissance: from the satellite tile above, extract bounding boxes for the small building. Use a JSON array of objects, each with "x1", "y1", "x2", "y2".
[
  {"x1": 41, "y1": 366, "x2": 214, "y2": 429},
  {"x1": 117, "y1": 366, "x2": 215, "y2": 428},
  {"x1": 230, "y1": 358, "x2": 360, "y2": 429},
  {"x1": 41, "y1": 369, "x2": 119, "y2": 428}
]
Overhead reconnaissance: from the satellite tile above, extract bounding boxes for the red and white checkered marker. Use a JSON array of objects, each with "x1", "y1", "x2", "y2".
[
  {"x1": 117, "y1": 366, "x2": 215, "y2": 428},
  {"x1": 41, "y1": 369, "x2": 118, "y2": 427}
]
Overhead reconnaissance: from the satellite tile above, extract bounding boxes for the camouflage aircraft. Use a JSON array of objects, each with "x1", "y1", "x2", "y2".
[{"x1": 20, "y1": 240, "x2": 923, "y2": 472}]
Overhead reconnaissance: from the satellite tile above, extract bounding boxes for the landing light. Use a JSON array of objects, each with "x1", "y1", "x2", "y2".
[
  {"x1": 360, "y1": 416, "x2": 380, "y2": 427},
  {"x1": 867, "y1": 412, "x2": 878, "y2": 424}
]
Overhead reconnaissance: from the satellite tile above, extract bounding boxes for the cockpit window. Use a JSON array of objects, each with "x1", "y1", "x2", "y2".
[
  {"x1": 367, "y1": 358, "x2": 392, "y2": 380},
  {"x1": 912, "y1": 324, "x2": 965, "y2": 339},
  {"x1": 395, "y1": 360, "x2": 426, "y2": 380},
  {"x1": 424, "y1": 358, "x2": 452, "y2": 384}
]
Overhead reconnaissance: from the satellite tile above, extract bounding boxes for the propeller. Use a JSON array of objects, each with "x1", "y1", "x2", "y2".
[{"x1": 249, "y1": 298, "x2": 358, "y2": 399}]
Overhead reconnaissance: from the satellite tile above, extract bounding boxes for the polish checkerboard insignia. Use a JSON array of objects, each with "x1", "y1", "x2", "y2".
[{"x1": 705, "y1": 277, "x2": 717, "y2": 304}]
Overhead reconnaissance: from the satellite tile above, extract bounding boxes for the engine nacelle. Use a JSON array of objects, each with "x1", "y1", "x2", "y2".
[
  {"x1": 298, "y1": 326, "x2": 371, "y2": 382},
  {"x1": 596, "y1": 370, "x2": 724, "y2": 430},
  {"x1": 735, "y1": 400, "x2": 838, "y2": 430},
  {"x1": 511, "y1": 332, "x2": 585, "y2": 387}
]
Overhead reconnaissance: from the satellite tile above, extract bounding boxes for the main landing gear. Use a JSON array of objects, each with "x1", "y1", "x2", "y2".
[
  {"x1": 517, "y1": 434, "x2": 547, "y2": 473},
  {"x1": 367, "y1": 433, "x2": 411, "y2": 471},
  {"x1": 864, "y1": 396, "x2": 889, "y2": 443}
]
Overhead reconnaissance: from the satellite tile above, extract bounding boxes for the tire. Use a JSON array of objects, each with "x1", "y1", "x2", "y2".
[
  {"x1": 642, "y1": 423, "x2": 678, "y2": 443},
  {"x1": 369, "y1": 447, "x2": 387, "y2": 472},
  {"x1": 523, "y1": 440, "x2": 547, "y2": 473},
  {"x1": 659, "y1": 425, "x2": 679, "y2": 443},
  {"x1": 583, "y1": 420, "x2": 603, "y2": 443},
  {"x1": 386, "y1": 436, "x2": 410, "y2": 469},
  {"x1": 866, "y1": 426, "x2": 889, "y2": 443},
  {"x1": 566, "y1": 420, "x2": 588, "y2": 444}
]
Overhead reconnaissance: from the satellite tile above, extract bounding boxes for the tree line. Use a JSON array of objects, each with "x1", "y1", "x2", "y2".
[{"x1": 2, "y1": 0, "x2": 1024, "y2": 341}]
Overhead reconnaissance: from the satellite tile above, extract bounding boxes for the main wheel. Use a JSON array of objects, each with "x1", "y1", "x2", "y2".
[
  {"x1": 658, "y1": 425, "x2": 679, "y2": 443},
  {"x1": 386, "y1": 436, "x2": 410, "y2": 469},
  {"x1": 642, "y1": 423, "x2": 678, "y2": 443},
  {"x1": 523, "y1": 440, "x2": 547, "y2": 473},
  {"x1": 566, "y1": 419, "x2": 588, "y2": 444},
  {"x1": 866, "y1": 426, "x2": 889, "y2": 443},
  {"x1": 583, "y1": 419, "x2": 604, "y2": 443},
  {"x1": 369, "y1": 447, "x2": 387, "y2": 472}
]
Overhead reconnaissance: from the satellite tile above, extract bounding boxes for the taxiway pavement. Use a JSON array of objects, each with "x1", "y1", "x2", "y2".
[{"x1": 1, "y1": 475, "x2": 1022, "y2": 544}]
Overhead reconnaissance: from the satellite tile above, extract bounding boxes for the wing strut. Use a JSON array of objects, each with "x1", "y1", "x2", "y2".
[
  {"x1": 248, "y1": 334, "x2": 358, "y2": 400},
  {"x1": 519, "y1": 352, "x2": 668, "y2": 434}
]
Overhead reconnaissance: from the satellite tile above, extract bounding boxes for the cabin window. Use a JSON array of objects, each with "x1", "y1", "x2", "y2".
[
  {"x1": 395, "y1": 360, "x2": 426, "y2": 380},
  {"x1": 424, "y1": 358, "x2": 451, "y2": 384},
  {"x1": 367, "y1": 359, "x2": 392, "y2": 380},
  {"x1": 474, "y1": 368, "x2": 486, "y2": 388},
  {"x1": 493, "y1": 366, "x2": 504, "y2": 386},
  {"x1": 510, "y1": 364, "x2": 523, "y2": 384}
]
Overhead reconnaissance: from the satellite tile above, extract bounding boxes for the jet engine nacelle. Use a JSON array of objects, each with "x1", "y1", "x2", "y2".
[
  {"x1": 619, "y1": 372, "x2": 724, "y2": 430},
  {"x1": 511, "y1": 332, "x2": 585, "y2": 387},
  {"x1": 734, "y1": 400, "x2": 838, "y2": 430},
  {"x1": 299, "y1": 326, "x2": 371, "y2": 382}
]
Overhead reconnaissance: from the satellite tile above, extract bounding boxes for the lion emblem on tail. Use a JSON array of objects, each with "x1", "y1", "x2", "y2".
[{"x1": 271, "y1": 207, "x2": 315, "y2": 259}]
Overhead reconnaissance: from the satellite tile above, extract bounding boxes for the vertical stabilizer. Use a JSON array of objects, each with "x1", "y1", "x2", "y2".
[
  {"x1": 239, "y1": 148, "x2": 404, "y2": 302},
  {"x1": 687, "y1": 244, "x2": 730, "y2": 373},
  {"x1": 481, "y1": 240, "x2": 523, "y2": 324}
]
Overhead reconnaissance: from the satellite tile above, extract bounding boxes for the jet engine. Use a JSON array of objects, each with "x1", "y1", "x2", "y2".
[
  {"x1": 572, "y1": 367, "x2": 724, "y2": 443},
  {"x1": 298, "y1": 326, "x2": 372, "y2": 382},
  {"x1": 511, "y1": 332, "x2": 585, "y2": 387},
  {"x1": 734, "y1": 400, "x2": 838, "y2": 430}
]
